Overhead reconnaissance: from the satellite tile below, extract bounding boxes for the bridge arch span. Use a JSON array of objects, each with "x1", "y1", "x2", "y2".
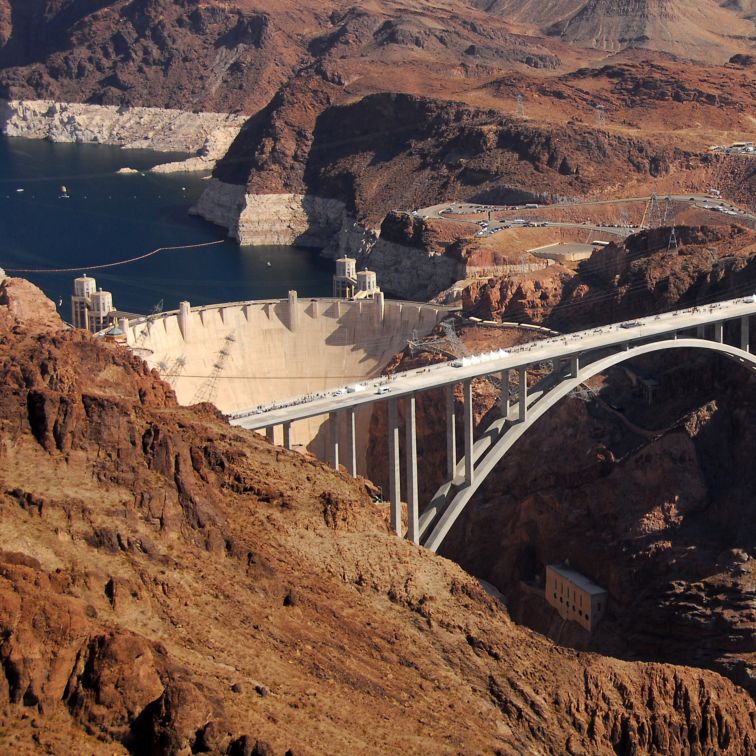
[{"x1": 422, "y1": 338, "x2": 756, "y2": 552}]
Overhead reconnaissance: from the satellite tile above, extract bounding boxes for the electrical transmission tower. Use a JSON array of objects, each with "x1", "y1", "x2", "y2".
[
  {"x1": 193, "y1": 333, "x2": 236, "y2": 404},
  {"x1": 661, "y1": 195, "x2": 675, "y2": 225},
  {"x1": 133, "y1": 299, "x2": 164, "y2": 348},
  {"x1": 667, "y1": 226, "x2": 679, "y2": 251},
  {"x1": 640, "y1": 193, "x2": 662, "y2": 230},
  {"x1": 441, "y1": 320, "x2": 470, "y2": 358},
  {"x1": 515, "y1": 94, "x2": 525, "y2": 118},
  {"x1": 161, "y1": 356, "x2": 187, "y2": 381}
]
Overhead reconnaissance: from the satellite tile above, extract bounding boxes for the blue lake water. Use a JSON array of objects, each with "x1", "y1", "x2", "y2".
[{"x1": 0, "y1": 136, "x2": 333, "y2": 316}]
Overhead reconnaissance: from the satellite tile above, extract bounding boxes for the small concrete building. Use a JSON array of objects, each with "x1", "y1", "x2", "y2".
[
  {"x1": 545, "y1": 564, "x2": 607, "y2": 632},
  {"x1": 71, "y1": 274, "x2": 116, "y2": 332}
]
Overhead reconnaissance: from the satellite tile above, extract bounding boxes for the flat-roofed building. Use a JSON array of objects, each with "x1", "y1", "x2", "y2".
[{"x1": 545, "y1": 564, "x2": 607, "y2": 632}]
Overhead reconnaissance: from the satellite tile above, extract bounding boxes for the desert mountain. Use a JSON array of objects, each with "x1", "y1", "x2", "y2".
[{"x1": 479, "y1": 0, "x2": 756, "y2": 61}]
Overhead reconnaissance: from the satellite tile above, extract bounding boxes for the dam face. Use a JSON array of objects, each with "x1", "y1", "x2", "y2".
[{"x1": 125, "y1": 296, "x2": 451, "y2": 472}]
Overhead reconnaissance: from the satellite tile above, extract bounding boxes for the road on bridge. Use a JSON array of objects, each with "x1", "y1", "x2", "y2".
[{"x1": 231, "y1": 295, "x2": 756, "y2": 432}]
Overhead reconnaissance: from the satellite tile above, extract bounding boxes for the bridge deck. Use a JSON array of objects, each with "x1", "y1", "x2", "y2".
[{"x1": 231, "y1": 297, "x2": 756, "y2": 431}]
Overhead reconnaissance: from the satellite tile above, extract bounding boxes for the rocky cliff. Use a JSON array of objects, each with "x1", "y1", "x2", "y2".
[{"x1": 3, "y1": 277, "x2": 756, "y2": 752}]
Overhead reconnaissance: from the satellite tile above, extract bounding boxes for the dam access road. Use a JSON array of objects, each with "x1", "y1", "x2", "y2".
[{"x1": 412, "y1": 194, "x2": 756, "y2": 239}]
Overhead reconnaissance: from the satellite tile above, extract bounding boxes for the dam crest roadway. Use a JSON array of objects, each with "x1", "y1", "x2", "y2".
[{"x1": 228, "y1": 295, "x2": 756, "y2": 551}]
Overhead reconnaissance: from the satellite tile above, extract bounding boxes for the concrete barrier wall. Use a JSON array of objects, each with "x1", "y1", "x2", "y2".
[{"x1": 126, "y1": 297, "x2": 450, "y2": 470}]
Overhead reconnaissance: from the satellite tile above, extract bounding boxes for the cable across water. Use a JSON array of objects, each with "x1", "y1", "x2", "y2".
[{"x1": 4, "y1": 238, "x2": 226, "y2": 274}]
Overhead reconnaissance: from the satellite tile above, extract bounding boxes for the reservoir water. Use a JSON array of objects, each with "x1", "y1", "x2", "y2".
[{"x1": 0, "y1": 136, "x2": 333, "y2": 316}]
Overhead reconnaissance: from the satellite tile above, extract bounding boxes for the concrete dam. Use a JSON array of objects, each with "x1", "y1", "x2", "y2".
[{"x1": 124, "y1": 293, "x2": 452, "y2": 472}]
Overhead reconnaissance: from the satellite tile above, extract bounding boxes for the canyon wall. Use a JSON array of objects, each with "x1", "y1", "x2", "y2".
[
  {"x1": 191, "y1": 182, "x2": 347, "y2": 247},
  {"x1": 192, "y1": 181, "x2": 464, "y2": 298},
  {"x1": 0, "y1": 99, "x2": 246, "y2": 169}
]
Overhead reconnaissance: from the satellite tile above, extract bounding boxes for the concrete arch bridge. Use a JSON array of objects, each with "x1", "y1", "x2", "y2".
[{"x1": 231, "y1": 296, "x2": 756, "y2": 552}]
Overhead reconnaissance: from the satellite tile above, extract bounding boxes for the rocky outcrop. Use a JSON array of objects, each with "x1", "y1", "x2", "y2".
[
  {"x1": 463, "y1": 225, "x2": 756, "y2": 328},
  {"x1": 0, "y1": 99, "x2": 246, "y2": 168}
]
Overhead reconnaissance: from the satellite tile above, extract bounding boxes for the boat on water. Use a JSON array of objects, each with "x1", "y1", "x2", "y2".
[{"x1": 59, "y1": 185, "x2": 70, "y2": 199}]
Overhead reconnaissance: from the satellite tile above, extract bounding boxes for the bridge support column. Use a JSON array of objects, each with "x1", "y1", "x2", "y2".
[
  {"x1": 283, "y1": 422, "x2": 292, "y2": 451},
  {"x1": 518, "y1": 368, "x2": 528, "y2": 422},
  {"x1": 714, "y1": 322, "x2": 724, "y2": 344},
  {"x1": 697, "y1": 325, "x2": 706, "y2": 339},
  {"x1": 446, "y1": 384, "x2": 457, "y2": 479},
  {"x1": 388, "y1": 398, "x2": 401, "y2": 536},
  {"x1": 266, "y1": 426, "x2": 275, "y2": 444},
  {"x1": 405, "y1": 394, "x2": 419, "y2": 544},
  {"x1": 345, "y1": 408, "x2": 357, "y2": 477},
  {"x1": 463, "y1": 380, "x2": 474, "y2": 485},
  {"x1": 742, "y1": 316, "x2": 750, "y2": 352},
  {"x1": 500, "y1": 370, "x2": 509, "y2": 419},
  {"x1": 570, "y1": 355, "x2": 579, "y2": 379},
  {"x1": 329, "y1": 412, "x2": 340, "y2": 470}
]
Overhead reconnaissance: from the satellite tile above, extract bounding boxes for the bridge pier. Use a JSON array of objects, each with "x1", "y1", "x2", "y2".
[
  {"x1": 405, "y1": 394, "x2": 419, "y2": 544},
  {"x1": 463, "y1": 380, "x2": 474, "y2": 485},
  {"x1": 345, "y1": 408, "x2": 357, "y2": 477},
  {"x1": 697, "y1": 325, "x2": 706, "y2": 339},
  {"x1": 570, "y1": 355, "x2": 579, "y2": 378},
  {"x1": 283, "y1": 422, "x2": 292, "y2": 451},
  {"x1": 500, "y1": 370, "x2": 509, "y2": 419},
  {"x1": 266, "y1": 426, "x2": 275, "y2": 444},
  {"x1": 446, "y1": 384, "x2": 457, "y2": 478},
  {"x1": 329, "y1": 411, "x2": 340, "y2": 469},
  {"x1": 714, "y1": 322, "x2": 724, "y2": 344},
  {"x1": 742, "y1": 316, "x2": 750, "y2": 352},
  {"x1": 518, "y1": 367, "x2": 528, "y2": 422},
  {"x1": 388, "y1": 398, "x2": 401, "y2": 536}
]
